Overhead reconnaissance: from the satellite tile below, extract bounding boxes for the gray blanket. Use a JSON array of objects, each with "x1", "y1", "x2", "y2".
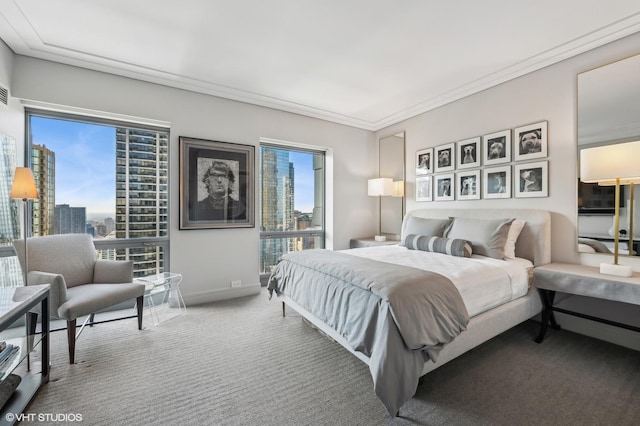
[{"x1": 268, "y1": 249, "x2": 469, "y2": 415}]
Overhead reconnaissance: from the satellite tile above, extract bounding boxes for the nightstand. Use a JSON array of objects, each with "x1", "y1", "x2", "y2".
[
  {"x1": 349, "y1": 237, "x2": 400, "y2": 249},
  {"x1": 533, "y1": 263, "x2": 640, "y2": 343}
]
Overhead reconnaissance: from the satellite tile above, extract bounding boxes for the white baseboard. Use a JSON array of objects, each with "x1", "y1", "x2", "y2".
[{"x1": 182, "y1": 283, "x2": 262, "y2": 306}]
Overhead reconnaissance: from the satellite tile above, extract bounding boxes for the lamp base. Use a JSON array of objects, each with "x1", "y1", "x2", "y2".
[
  {"x1": 599, "y1": 262, "x2": 633, "y2": 277},
  {"x1": 374, "y1": 235, "x2": 387, "y2": 242}
]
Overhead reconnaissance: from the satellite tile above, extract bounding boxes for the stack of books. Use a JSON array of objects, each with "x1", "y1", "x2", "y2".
[{"x1": 0, "y1": 341, "x2": 20, "y2": 374}]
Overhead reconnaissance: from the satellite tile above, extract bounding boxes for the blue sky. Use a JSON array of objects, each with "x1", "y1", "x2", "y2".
[{"x1": 31, "y1": 117, "x2": 316, "y2": 219}]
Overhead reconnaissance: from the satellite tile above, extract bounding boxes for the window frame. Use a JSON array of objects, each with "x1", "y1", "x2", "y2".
[
  {"x1": 259, "y1": 139, "x2": 326, "y2": 281},
  {"x1": 23, "y1": 108, "x2": 171, "y2": 276}
]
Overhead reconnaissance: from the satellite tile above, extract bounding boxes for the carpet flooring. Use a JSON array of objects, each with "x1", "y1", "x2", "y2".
[{"x1": 24, "y1": 289, "x2": 640, "y2": 425}]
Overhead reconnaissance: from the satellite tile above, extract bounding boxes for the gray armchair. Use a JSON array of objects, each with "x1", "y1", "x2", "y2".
[{"x1": 13, "y1": 233, "x2": 145, "y2": 364}]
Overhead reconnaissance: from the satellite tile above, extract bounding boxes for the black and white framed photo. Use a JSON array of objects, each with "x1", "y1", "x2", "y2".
[
  {"x1": 456, "y1": 137, "x2": 480, "y2": 169},
  {"x1": 483, "y1": 129, "x2": 511, "y2": 165},
  {"x1": 515, "y1": 161, "x2": 548, "y2": 198},
  {"x1": 483, "y1": 165, "x2": 511, "y2": 199},
  {"x1": 415, "y1": 175, "x2": 432, "y2": 201},
  {"x1": 434, "y1": 143, "x2": 455, "y2": 173},
  {"x1": 434, "y1": 173, "x2": 455, "y2": 201},
  {"x1": 514, "y1": 121, "x2": 547, "y2": 161},
  {"x1": 179, "y1": 136, "x2": 255, "y2": 229},
  {"x1": 415, "y1": 148, "x2": 433, "y2": 175},
  {"x1": 456, "y1": 170, "x2": 480, "y2": 200}
]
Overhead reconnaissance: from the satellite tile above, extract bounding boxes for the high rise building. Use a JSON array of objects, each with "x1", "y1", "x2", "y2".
[
  {"x1": 31, "y1": 144, "x2": 55, "y2": 236},
  {"x1": 115, "y1": 128, "x2": 168, "y2": 276},
  {"x1": 260, "y1": 147, "x2": 295, "y2": 274},
  {"x1": 0, "y1": 133, "x2": 23, "y2": 287},
  {"x1": 55, "y1": 204, "x2": 86, "y2": 234}
]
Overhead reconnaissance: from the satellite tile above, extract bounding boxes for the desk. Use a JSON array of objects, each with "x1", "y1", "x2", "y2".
[
  {"x1": 136, "y1": 273, "x2": 186, "y2": 325},
  {"x1": 533, "y1": 263, "x2": 640, "y2": 343},
  {"x1": 0, "y1": 285, "x2": 49, "y2": 425}
]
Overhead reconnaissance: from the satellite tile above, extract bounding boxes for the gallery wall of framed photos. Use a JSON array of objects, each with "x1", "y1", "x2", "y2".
[{"x1": 415, "y1": 121, "x2": 548, "y2": 201}]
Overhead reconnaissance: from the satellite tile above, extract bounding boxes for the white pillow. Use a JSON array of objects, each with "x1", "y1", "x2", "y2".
[{"x1": 504, "y1": 219, "x2": 526, "y2": 260}]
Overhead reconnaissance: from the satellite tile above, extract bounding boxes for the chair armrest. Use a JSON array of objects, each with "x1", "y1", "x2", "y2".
[
  {"x1": 27, "y1": 271, "x2": 68, "y2": 318},
  {"x1": 94, "y1": 259, "x2": 134, "y2": 284}
]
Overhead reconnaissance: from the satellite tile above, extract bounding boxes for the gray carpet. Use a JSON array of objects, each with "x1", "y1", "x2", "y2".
[{"x1": 24, "y1": 289, "x2": 640, "y2": 425}]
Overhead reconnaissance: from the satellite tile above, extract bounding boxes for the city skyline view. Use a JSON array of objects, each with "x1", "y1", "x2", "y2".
[{"x1": 31, "y1": 117, "x2": 317, "y2": 219}]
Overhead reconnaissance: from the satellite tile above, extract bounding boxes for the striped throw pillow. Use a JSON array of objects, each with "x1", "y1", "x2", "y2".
[{"x1": 403, "y1": 234, "x2": 472, "y2": 258}]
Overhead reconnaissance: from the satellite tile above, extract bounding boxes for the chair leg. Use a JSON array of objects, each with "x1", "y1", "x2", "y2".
[
  {"x1": 67, "y1": 319, "x2": 77, "y2": 364},
  {"x1": 89, "y1": 313, "x2": 95, "y2": 327},
  {"x1": 136, "y1": 295, "x2": 143, "y2": 330}
]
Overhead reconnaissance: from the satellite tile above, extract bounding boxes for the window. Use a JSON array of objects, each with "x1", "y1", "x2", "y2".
[
  {"x1": 259, "y1": 142, "x2": 325, "y2": 280},
  {"x1": 23, "y1": 110, "x2": 169, "y2": 279}
]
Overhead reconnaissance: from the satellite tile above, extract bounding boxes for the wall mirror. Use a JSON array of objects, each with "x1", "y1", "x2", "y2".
[
  {"x1": 379, "y1": 132, "x2": 405, "y2": 238},
  {"x1": 577, "y1": 52, "x2": 640, "y2": 256}
]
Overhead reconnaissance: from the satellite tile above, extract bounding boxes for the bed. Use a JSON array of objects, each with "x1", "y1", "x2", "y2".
[{"x1": 267, "y1": 208, "x2": 550, "y2": 416}]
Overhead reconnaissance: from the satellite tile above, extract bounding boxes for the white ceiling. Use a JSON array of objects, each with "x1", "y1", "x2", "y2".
[{"x1": 1, "y1": 0, "x2": 640, "y2": 131}]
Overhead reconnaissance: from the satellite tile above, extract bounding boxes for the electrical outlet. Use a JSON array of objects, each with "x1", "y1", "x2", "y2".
[{"x1": 231, "y1": 280, "x2": 241, "y2": 288}]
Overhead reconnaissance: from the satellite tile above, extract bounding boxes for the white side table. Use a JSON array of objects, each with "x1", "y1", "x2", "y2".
[
  {"x1": 136, "y1": 272, "x2": 186, "y2": 325},
  {"x1": 349, "y1": 237, "x2": 400, "y2": 249},
  {"x1": 533, "y1": 263, "x2": 640, "y2": 342}
]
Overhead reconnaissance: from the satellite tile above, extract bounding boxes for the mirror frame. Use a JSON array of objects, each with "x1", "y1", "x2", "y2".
[{"x1": 379, "y1": 132, "x2": 406, "y2": 238}]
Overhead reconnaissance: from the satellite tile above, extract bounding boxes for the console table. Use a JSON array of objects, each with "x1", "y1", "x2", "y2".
[
  {"x1": 0, "y1": 284, "x2": 50, "y2": 425},
  {"x1": 533, "y1": 263, "x2": 640, "y2": 343}
]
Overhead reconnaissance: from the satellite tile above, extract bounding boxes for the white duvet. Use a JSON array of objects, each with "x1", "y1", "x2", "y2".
[{"x1": 344, "y1": 245, "x2": 532, "y2": 318}]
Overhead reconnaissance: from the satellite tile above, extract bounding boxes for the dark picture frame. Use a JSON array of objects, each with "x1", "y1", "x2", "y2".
[{"x1": 179, "y1": 136, "x2": 255, "y2": 229}]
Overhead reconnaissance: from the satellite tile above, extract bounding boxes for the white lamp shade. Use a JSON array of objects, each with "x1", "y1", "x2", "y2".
[
  {"x1": 10, "y1": 167, "x2": 39, "y2": 200},
  {"x1": 368, "y1": 178, "x2": 393, "y2": 196},
  {"x1": 580, "y1": 141, "x2": 640, "y2": 183},
  {"x1": 392, "y1": 180, "x2": 404, "y2": 197}
]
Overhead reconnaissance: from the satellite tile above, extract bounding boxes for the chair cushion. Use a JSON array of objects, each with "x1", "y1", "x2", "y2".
[
  {"x1": 16, "y1": 234, "x2": 97, "y2": 287},
  {"x1": 58, "y1": 283, "x2": 145, "y2": 320}
]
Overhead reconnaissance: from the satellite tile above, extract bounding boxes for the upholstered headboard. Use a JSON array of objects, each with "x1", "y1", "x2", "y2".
[{"x1": 401, "y1": 208, "x2": 551, "y2": 266}]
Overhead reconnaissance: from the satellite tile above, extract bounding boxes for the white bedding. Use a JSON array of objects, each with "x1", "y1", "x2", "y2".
[{"x1": 344, "y1": 245, "x2": 533, "y2": 318}]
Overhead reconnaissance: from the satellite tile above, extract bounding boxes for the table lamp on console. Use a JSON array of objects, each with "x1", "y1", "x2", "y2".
[
  {"x1": 580, "y1": 141, "x2": 640, "y2": 277},
  {"x1": 368, "y1": 177, "x2": 393, "y2": 242}
]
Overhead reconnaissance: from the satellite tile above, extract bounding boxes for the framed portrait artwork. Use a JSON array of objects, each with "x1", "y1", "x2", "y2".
[
  {"x1": 514, "y1": 121, "x2": 547, "y2": 161},
  {"x1": 179, "y1": 136, "x2": 255, "y2": 229},
  {"x1": 483, "y1": 165, "x2": 511, "y2": 199},
  {"x1": 514, "y1": 161, "x2": 548, "y2": 198},
  {"x1": 415, "y1": 175, "x2": 432, "y2": 201},
  {"x1": 415, "y1": 148, "x2": 433, "y2": 175},
  {"x1": 456, "y1": 137, "x2": 481, "y2": 169},
  {"x1": 456, "y1": 170, "x2": 480, "y2": 200},
  {"x1": 483, "y1": 129, "x2": 511, "y2": 165},
  {"x1": 434, "y1": 173, "x2": 454, "y2": 201},
  {"x1": 434, "y1": 143, "x2": 455, "y2": 173}
]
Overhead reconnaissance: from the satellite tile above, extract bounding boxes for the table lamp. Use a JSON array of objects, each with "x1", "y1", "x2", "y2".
[
  {"x1": 11, "y1": 167, "x2": 39, "y2": 286},
  {"x1": 368, "y1": 178, "x2": 393, "y2": 241},
  {"x1": 580, "y1": 141, "x2": 640, "y2": 277}
]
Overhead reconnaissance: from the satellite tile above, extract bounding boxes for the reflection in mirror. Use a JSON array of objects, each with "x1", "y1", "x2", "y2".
[
  {"x1": 577, "y1": 52, "x2": 640, "y2": 256},
  {"x1": 379, "y1": 132, "x2": 405, "y2": 238}
]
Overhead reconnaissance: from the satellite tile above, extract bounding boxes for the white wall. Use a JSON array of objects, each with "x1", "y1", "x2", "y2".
[
  {"x1": 2, "y1": 55, "x2": 378, "y2": 304},
  {"x1": 375, "y1": 31, "x2": 640, "y2": 350},
  {"x1": 376, "y1": 31, "x2": 640, "y2": 269}
]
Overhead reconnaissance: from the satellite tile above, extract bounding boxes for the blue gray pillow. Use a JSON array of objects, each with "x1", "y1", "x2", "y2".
[{"x1": 404, "y1": 234, "x2": 472, "y2": 258}]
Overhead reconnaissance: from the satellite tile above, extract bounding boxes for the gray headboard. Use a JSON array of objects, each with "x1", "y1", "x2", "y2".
[{"x1": 401, "y1": 208, "x2": 551, "y2": 266}]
